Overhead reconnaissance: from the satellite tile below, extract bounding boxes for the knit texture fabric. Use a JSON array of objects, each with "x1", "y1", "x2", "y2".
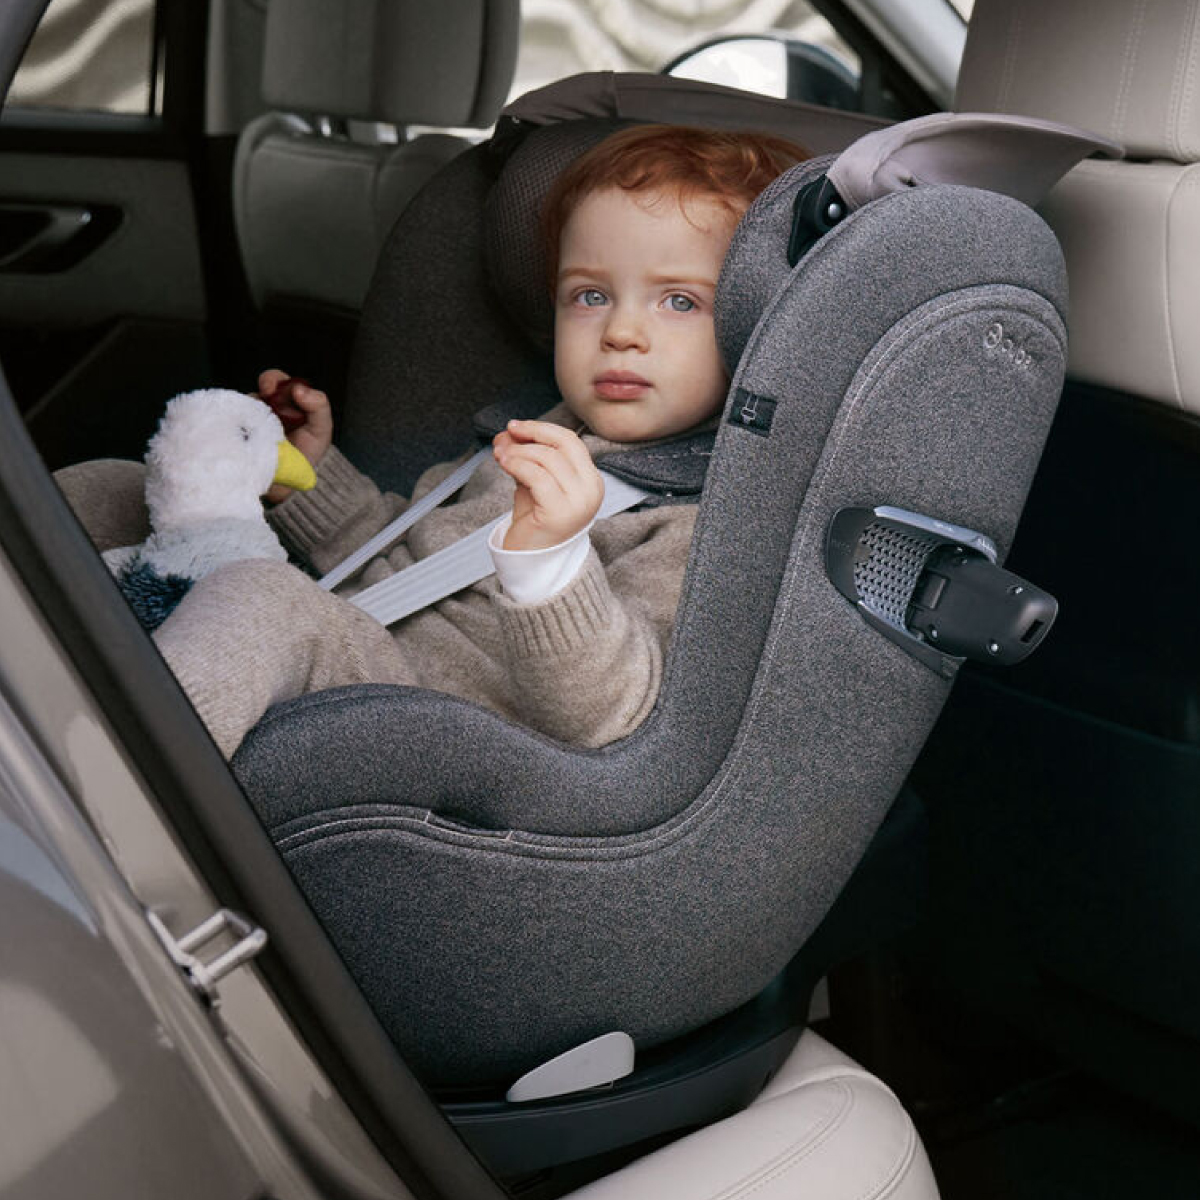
[{"x1": 67, "y1": 404, "x2": 696, "y2": 759}]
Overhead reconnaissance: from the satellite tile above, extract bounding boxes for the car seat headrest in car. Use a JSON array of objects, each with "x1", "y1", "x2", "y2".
[
  {"x1": 958, "y1": 0, "x2": 1200, "y2": 162},
  {"x1": 483, "y1": 97, "x2": 1117, "y2": 369},
  {"x1": 261, "y1": 0, "x2": 519, "y2": 127},
  {"x1": 958, "y1": 0, "x2": 1200, "y2": 415},
  {"x1": 482, "y1": 72, "x2": 898, "y2": 351}
]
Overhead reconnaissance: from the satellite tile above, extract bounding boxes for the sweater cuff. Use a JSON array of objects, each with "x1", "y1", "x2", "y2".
[
  {"x1": 496, "y1": 550, "x2": 616, "y2": 657},
  {"x1": 267, "y1": 446, "x2": 377, "y2": 557},
  {"x1": 487, "y1": 516, "x2": 593, "y2": 604}
]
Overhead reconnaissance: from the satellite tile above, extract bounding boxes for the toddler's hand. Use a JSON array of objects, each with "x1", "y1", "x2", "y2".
[
  {"x1": 493, "y1": 420, "x2": 604, "y2": 552},
  {"x1": 258, "y1": 368, "x2": 333, "y2": 503}
]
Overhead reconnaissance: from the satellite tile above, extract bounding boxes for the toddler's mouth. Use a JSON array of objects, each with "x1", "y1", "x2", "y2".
[{"x1": 594, "y1": 371, "x2": 651, "y2": 400}]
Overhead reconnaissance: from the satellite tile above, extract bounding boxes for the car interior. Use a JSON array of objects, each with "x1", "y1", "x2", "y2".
[{"x1": 0, "y1": 1, "x2": 1198, "y2": 1198}]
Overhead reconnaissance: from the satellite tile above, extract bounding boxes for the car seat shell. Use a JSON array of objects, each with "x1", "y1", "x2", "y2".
[{"x1": 235, "y1": 125, "x2": 1068, "y2": 1083}]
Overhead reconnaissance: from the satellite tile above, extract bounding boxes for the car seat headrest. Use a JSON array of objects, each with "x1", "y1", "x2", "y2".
[
  {"x1": 484, "y1": 88, "x2": 1118, "y2": 367},
  {"x1": 482, "y1": 72, "x2": 890, "y2": 351},
  {"x1": 718, "y1": 111, "x2": 1120, "y2": 370},
  {"x1": 261, "y1": 0, "x2": 519, "y2": 127},
  {"x1": 958, "y1": 0, "x2": 1200, "y2": 163}
]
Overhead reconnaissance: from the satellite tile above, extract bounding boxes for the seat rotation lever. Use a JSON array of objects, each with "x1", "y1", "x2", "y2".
[{"x1": 825, "y1": 506, "x2": 1058, "y2": 676}]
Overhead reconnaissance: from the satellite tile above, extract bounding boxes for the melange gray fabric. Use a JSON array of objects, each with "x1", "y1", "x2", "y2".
[
  {"x1": 484, "y1": 119, "x2": 627, "y2": 350},
  {"x1": 341, "y1": 145, "x2": 550, "y2": 494},
  {"x1": 235, "y1": 174, "x2": 1068, "y2": 1084},
  {"x1": 344, "y1": 77, "x2": 883, "y2": 492},
  {"x1": 262, "y1": 0, "x2": 519, "y2": 127}
]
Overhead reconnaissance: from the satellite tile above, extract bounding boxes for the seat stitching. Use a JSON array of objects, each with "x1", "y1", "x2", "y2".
[
  {"x1": 1112, "y1": 0, "x2": 1147, "y2": 143},
  {"x1": 1180, "y1": 2, "x2": 1200, "y2": 159},
  {"x1": 706, "y1": 1079, "x2": 856, "y2": 1200},
  {"x1": 720, "y1": 1079, "x2": 919, "y2": 1200},
  {"x1": 1166, "y1": 4, "x2": 1198, "y2": 161},
  {"x1": 1162, "y1": 168, "x2": 1189, "y2": 408}
]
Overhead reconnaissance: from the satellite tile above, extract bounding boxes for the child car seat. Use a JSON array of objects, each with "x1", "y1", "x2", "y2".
[{"x1": 230, "y1": 72, "x2": 1107, "y2": 1161}]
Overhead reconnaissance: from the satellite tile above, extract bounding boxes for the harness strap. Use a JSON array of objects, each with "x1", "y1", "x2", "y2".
[
  {"x1": 318, "y1": 447, "x2": 492, "y2": 591},
  {"x1": 348, "y1": 471, "x2": 650, "y2": 627}
]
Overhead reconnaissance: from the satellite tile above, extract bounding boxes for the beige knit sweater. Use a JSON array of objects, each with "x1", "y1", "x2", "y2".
[{"x1": 147, "y1": 404, "x2": 699, "y2": 755}]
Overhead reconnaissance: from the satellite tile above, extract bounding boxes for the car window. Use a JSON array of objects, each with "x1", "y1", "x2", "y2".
[
  {"x1": 6, "y1": 0, "x2": 160, "y2": 116},
  {"x1": 513, "y1": 1, "x2": 858, "y2": 100}
]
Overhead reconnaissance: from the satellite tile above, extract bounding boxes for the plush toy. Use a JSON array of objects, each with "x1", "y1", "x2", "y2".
[{"x1": 104, "y1": 387, "x2": 316, "y2": 630}]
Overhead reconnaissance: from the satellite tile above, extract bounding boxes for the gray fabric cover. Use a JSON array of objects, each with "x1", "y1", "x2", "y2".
[
  {"x1": 503, "y1": 71, "x2": 890, "y2": 153},
  {"x1": 262, "y1": 0, "x2": 520, "y2": 127},
  {"x1": 235, "y1": 176, "x2": 1067, "y2": 1084}
]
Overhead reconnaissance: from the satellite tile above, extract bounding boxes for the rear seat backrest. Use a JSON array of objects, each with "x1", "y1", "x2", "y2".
[
  {"x1": 234, "y1": 0, "x2": 519, "y2": 315},
  {"x1": 957, "y1": 0, "x2": 1200, "y2": 414}
]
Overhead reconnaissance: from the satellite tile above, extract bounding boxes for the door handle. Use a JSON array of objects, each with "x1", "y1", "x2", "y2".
[{"x1": 0, "y1": 202, "x2": 120, "y2": 272}]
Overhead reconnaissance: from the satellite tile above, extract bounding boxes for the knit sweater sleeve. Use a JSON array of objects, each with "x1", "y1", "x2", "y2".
[{"x1": 493, "y1": 546, "x2": 667, "y2": 748}]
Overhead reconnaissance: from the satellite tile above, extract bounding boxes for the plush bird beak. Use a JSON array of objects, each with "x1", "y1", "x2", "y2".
[{"x1": 274, "y1": 440, "x2": 317, "y2": 491}]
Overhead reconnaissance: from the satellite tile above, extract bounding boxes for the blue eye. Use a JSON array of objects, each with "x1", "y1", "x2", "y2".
[
  {"x1": 665, "y1": 294, "x2": 696, "y2": 312},
  {"x1": 577, "y1": 288, "x2": 607, "y2": 307}
]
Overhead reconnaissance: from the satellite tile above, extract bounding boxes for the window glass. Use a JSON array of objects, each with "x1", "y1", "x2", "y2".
[
  {"x1": 512, "y1": 0, "x2": 859, "y2": 102},
  {"x1": 946, "y1": 0, "x2": 974, "y2": 19},
  {"x1": 7, "y1": 0, "x2": 158, "y2": 115}
]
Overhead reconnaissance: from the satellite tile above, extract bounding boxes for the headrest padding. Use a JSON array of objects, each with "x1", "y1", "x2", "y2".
[
  {"x1": 482, "y1": 73, "x2": 889, "y2": 351},
  {"x1": 715, "y1": 157, "x2": 831, "y2": 371},
  {"x1": 262, "y1": 0, "x2": 519, "y2": 127},
  {"x1": 484, "y1": 120, "x2": 626, "y2": 350},
  {"x1": 957, "y1": 0, "x2": 1200, "y2": 162}
]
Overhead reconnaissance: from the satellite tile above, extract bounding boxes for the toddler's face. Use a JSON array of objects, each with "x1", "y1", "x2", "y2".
[{"x1": 553, "y1": 187, "x2": 736, "y2": 443}]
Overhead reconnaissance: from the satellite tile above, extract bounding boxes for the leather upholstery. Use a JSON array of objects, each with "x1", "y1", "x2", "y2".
[
  {"x1": 235, "y1": 0, "x2": 518, "y2": 313},
  {"x1": 566, "y1": 1032, "x2": 940, "y2": 1199},
  {"x1": 957, "y1": 0, "x2": 1200, "y2": 414}
]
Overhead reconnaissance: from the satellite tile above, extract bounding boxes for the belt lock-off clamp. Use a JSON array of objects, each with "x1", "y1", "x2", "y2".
[{"x1": 825, "y1": 507, "x2": 1058, "y2": 678}]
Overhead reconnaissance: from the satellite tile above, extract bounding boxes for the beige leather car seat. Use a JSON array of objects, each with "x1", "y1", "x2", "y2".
[
  {"x1": 233, "y1": 0, "x2": 519, "y2": 316},
  {"x1": 958, "y1": 0, "x2": 1200, "y2": 415},
  {"x1": 566, "y1": 1031, "x2": 939, "y2": 1200}
]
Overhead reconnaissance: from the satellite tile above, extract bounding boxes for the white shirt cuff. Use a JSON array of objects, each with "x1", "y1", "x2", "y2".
[{"x1": 487, "y1": 517, "x2": 593, "y2": 605}]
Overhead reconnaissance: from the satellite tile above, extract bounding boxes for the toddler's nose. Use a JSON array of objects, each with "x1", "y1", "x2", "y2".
[{"x1": 602, "y1": 306, "x2": 648, "y2": 351}]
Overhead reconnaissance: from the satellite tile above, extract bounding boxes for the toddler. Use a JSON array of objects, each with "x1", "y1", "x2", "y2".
[{"x1": 67, "y1": 124, "x2": 806, "y2": 757}]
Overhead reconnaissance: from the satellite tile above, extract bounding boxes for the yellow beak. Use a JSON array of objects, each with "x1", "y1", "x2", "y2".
[{"x1": 274, "y1": 440, "x2": 316, "y2": 492}]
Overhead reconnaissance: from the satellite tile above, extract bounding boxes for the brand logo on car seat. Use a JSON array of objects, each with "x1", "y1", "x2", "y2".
[{"x1": 984, "y1": 322, "x2": 1035, "y2": 369}]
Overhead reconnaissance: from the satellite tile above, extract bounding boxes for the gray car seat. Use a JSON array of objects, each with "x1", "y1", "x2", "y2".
[{"x1": 231, "y1": 71, "x2": 1093, "y2": 1163}]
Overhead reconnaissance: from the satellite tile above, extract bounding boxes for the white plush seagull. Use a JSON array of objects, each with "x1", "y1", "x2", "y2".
[{"x1": 104, "y1": 388, "x2": 316, "y2": 630}]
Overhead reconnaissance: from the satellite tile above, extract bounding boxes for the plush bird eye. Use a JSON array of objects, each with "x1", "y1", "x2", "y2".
[{"x1": 239, "y1": 426, "x2": 251, "y2": 441}]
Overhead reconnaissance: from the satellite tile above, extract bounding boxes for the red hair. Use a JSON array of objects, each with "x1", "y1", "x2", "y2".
[{"x1": 541, "y1": 123, "x2": 809, "y2": 284}]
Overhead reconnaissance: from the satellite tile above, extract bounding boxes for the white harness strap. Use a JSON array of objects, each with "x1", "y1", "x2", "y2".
[
  {"x1": 318, "y1": 447, "x2": 493, "y2": 591},
  {"x1": 322, "y1": 456, "x2": 651, "y2": 627}
]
